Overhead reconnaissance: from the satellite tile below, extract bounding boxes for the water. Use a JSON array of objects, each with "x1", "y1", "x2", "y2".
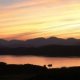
[{"x1": 0, "y1": 55, "x2": 80, "y2": 68}]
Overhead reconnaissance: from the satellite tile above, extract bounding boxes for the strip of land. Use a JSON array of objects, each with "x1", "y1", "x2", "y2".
[{"x1": 0, "y1": 62, "x2": 80, "y2": 80}]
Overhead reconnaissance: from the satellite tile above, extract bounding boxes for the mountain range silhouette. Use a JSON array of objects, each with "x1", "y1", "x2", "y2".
[
  {"x1": 0, "y1": 37, "x2": 80, "y2": 56},
  {"x1": 0, "y1": 37, "x2": 80, "y2": 48}
]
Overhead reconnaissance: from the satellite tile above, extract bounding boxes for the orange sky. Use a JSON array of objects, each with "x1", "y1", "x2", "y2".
[{"x1": 0, "y1": 0, "x2": 80, "y2": 40}]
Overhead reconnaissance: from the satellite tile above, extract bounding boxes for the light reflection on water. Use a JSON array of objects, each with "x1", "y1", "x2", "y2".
[{"x1": 0, "y1": 55, "x2": 80, "y2": 68}]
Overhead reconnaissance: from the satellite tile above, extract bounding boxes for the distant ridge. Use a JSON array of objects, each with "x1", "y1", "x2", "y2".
[
  {"x1": 0, "y1": 37, "x2": 80, "y2": 57},
  {"x1": 0, "y1": 37, "x2": 80, "y2": 48}
]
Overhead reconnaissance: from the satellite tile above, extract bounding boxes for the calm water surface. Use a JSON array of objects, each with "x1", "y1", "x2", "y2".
[{"x1": 0, "y1": 55, "x2": 80, "y2": 68}]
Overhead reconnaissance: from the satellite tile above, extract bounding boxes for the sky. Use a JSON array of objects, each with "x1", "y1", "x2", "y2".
[{"x1": 0, "y1": 0, "x2": 80, "y2": 40}]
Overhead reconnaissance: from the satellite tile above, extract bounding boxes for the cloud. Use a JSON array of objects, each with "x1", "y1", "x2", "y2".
[
  {"x1": 0, "y1": 0, "x2": 80, "y2": 40},
  {"x1": 5, "y1": 32, "x2": 39, "y2": 40},
  {"x1": 0, "y1": 0, "x2": 29, "y2": 5}
]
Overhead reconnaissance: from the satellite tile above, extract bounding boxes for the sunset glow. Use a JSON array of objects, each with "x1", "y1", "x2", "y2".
[{"x1": 0, "y1": 0, "x2": 80, "y2": 40}]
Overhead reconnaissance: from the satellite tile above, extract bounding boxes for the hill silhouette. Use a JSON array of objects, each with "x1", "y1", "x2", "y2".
[
  {"x1": 0, "y1": 37, "x2": 80, "y2": 57},
  {"x1": 0, "y1": 37, "x2": 80, "y2": 48},
  {"x1": 0, "y1": 62, "x2": 80, "y2": 80}
]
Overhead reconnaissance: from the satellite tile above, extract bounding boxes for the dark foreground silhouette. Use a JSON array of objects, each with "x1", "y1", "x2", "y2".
[{"x1": 0, "y1": 62, "x2": 80, "y2": 80}]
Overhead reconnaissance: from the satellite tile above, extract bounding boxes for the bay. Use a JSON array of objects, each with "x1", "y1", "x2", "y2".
[{"x1": 0, "y1": 55, "x2": 80, "y2": 68}]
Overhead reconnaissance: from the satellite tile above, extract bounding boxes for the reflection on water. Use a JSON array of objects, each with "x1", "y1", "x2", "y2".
[{"x1": 0, "y1": 55, "x2": 80, "y2": 68}]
